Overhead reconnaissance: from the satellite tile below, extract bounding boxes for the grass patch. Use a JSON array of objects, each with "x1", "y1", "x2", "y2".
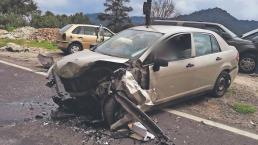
[
  {"x1": 233, "y1": 102, "x2": 256, "y2": 114},
  {"x1": 0, "y1": 39, "x2": 58, "y2": 51}
]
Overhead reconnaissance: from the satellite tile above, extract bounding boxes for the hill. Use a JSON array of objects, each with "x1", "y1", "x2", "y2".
[
  {"x1": 174, "y1": 7, "x2": 258, "y2": 36},
  {"x1": 86, "y1": 13, "x2": 144, "y2": 26}
]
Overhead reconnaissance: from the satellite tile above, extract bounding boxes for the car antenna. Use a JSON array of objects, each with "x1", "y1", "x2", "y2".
[{"x1": 143, "y1": 0, "x2": 152, "y2": 28}]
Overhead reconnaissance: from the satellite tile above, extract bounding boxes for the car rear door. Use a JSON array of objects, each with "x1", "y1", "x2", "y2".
[
  {"x1": 149, "y1": 33, "x2": 198, "y2": 103},
  {"x1": 191, "y1": 32, "x2": 224, "y2": 90}
]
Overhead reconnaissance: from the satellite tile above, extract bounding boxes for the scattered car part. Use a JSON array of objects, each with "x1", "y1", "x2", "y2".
[
  {"x1": 37, "y1": 53, "x2": 54, "y2": 69},
  {"x1": 128, "y1": 122, "x2": 155, "y2": 141}
]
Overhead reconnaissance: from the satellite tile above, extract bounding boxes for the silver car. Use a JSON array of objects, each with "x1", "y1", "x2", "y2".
[{"x1": 48, "y1": 25, "x2": 239, "y2": 125}]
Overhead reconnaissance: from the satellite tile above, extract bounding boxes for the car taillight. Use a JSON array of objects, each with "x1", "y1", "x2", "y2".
[
  {"x1": 236, "y1": 52, "x2": 239, "y2": 62},
  {"x1": 62, "y1": 33, "x2": 66, "y2": 40}
]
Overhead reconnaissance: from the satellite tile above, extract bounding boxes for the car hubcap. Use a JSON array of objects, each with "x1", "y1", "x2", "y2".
[
  {"x1": 240, "y1": 58, "x2": 256, "y2": 72},
  {"x1": 71, "y1": 45, "x2": 80, "y2": 53},
  {"x1": 217, "y1": 77, "x2": 226, "y2": 94}
]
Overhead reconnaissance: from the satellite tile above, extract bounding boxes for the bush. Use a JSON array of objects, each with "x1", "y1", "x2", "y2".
[
  {"x1": 0, "y1": 13, "x2": 28, "y2": 30},
  {"x1": 233, "y1": 102, "x2": 256, "y2": 114}
]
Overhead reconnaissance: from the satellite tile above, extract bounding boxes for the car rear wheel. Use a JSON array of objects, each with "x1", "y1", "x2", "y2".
[
  {"x1": 211, "y1": 71, "x2": 231, "y2": 98},
  {"x1": 68, "y1": 43, "x2": 82, "y2": 54},
  {"x1": 239, "y1": 53, "x2": 256, "y2": 73}
]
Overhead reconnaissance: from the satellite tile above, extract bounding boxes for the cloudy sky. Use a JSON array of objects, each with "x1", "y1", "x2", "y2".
[{"x1": 35, "y1": 0, "x2": 258, "y2": 20}]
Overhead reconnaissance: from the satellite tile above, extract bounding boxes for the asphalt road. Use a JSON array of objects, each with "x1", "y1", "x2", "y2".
[{"x1": 0, "y1": 62, "x2": 257, "y2": 145}]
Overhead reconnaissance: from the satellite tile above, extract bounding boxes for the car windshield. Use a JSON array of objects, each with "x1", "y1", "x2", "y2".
[{"x1": 94, "y1": 29, "x2": 163, "y2": 59}]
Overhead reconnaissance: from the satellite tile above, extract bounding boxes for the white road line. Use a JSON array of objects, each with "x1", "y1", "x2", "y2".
[
  {"x1": 165, "y1": 109, "x2": 258, "y2": 141},
  {"x1": 1, "y1": 59, "x2": 258, "y2": 141},
  {"x1": 0, "y1": 60, "x2": 47, "y2": 77}
]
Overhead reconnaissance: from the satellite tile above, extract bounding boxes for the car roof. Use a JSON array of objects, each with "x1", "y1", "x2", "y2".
[
  {"x1": 242, "y1": 28, "x2": 258, "y2": 38},
  {"x1": 153, "y1": 20, "x2": 224, "y2": 27},
  {"x1": 131, "y1": 25, "x2": 217, "y2": 35},
  {"x1": 70, "y1": 24, "x2": 103, "y2": 28}
]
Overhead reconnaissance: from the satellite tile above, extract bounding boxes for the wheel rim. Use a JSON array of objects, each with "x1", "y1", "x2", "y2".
[
  {"x1": 240, "y1": 57, "x2": 256, "y2": 72},
  {"x1": 216, "y1": 77, "x2": 226, "y2": 95},
  {"x1": 70, "y1": 45, "x2": 81, "y2": 53}
]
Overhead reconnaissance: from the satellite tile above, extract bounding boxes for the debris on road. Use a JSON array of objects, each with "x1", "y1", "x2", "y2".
[
  {"x1": 128, "y1": 122, "x2": 155, "y2": 141},
  {"x1": 37, "y1": 53, "x2": 54, "y2": 69}
]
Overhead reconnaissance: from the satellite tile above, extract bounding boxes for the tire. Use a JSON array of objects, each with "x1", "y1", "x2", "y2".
[
  {"x1": 211, "y1": 71, "x2": 231, "y2": 98},
  {"x1": 103, "y1": 97, "x2": 124, "y2": 127},
  {"x1": 68, "y1": 43, "x2": 82, "y2": 54},
  {"x1": 239, "y1": 53, "x2": 256, "y2": 73}
]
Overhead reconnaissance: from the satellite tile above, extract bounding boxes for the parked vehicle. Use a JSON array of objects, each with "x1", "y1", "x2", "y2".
[
  {"x1": 154, "y1": 20, "x2": 258, "y2": 73},
  {"x1": 242, "y1": 29, "x2": 258, "y2": 48},
  {"x1": 57, "y1": 24, "x2": 115, "y2": 54},
  {"x1": 48, "y1": 25, "x2": 239, "y2": 125}
]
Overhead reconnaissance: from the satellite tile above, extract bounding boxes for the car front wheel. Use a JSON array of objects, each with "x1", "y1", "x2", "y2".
[
  {"x1": 212, "y1": 71, "x2": 231, "y2": 98},
  {"x1": 239, "y1": 53, "x2": 256, "y2": 73}
]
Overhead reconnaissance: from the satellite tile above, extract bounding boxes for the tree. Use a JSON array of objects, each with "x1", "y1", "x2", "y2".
[
  {"x1": 0, "y1": 0, "x2": 38, "y2": 16},
  {"x1": 151, "y1": 0, "x2": 177, "y2": 19},
  {"x1": 70, "y1": 12, "x2": 91, "y2": 24},
  {"x1": 98, "y1": 0, "x2": 133, "y2": 32}
]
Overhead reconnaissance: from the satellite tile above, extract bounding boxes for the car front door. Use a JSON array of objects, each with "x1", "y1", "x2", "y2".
[
  {"x1": 81, "y1": 26, "x2": 97, "y2": 49},
  {"x1": 148, "y1": 33, "x2": 198, "y2": 103}
]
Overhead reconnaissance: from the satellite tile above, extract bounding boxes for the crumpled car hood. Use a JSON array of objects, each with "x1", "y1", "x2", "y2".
[{"x1": 53, "y1": 49, "x2": 129, "y2": 78}]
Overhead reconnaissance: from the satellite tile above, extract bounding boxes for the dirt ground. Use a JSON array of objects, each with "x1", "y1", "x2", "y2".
[
  {"x1": 175, "y1": 74, "x2": 258, "y2": 134},
  {"x1": 0, "y1": 48, "x2": 257, "y2": 134}
]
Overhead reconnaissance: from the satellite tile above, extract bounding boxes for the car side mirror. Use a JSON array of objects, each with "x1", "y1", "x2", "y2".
[
  {"x1": 153, "y1": 58, "x2": 168, "y2": 72},
  {"x1": 222, "y1": 32, "x2": 231, "y2": 40}
]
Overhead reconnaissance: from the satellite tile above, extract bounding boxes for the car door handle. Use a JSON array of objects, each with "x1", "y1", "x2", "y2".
[
  {"x1": 78, "y1": 37, "x2": 83, "y2": 39},
  {"x1": 216, "y1": 57, "x2": 222, "y2": 61},
  {"x1": 186, "y1": 63, "x2": 195, "y2": 68}
]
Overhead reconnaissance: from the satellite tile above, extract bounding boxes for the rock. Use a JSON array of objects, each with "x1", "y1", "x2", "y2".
[
  {"x1": 30, "y1": 28, "x2": 59, "y2": 42},
  {"x1": 0, "y1": 29, "x2": 8, "y2": 35},
  {"x1": 4, "y1": 43, "x2": 29, "y2": 52},
  {"x1": 0, "y1": 27, "x2": 37, "y2": 40},
  {"x1": 0, "y1": 46, "x2": 7, "y2": 51}
]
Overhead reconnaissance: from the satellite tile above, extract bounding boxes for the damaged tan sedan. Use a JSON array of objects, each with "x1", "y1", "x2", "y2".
[{"x1": 47, "y1": 26, "x2": 239, "y2": 128}]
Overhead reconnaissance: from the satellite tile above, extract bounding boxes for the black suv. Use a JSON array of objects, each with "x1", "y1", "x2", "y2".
[{"x1": 154, "y1": 20, "x2": 258, "y2": 73}]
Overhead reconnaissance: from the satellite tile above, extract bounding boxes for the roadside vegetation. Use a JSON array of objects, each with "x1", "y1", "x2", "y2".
[
  {"x1": 0, "y1": 39, "x2": 58, "y2": 51},
  {"x1": 233, "y1": 102, "x2": 256, "y2": 114}
]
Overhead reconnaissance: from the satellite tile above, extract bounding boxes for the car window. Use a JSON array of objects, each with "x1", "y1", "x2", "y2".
[
  {"x1": 157, "y1": 33, "x2": 192, "y2": 61},
  {"x1": 210, "y1": 35, "x2": 221, "y2": 53},
  {"x1": 72, "y1": 26, "x2": 83, "y2": 34},
  {"x1": 60, "y1": 24, "x2": 72, "y2": 33},
  {"x1": 72, "y1": 26, "x2": 96, "y2": 36},
  {"x1": 83, "y1": 26, "x2": 96, "y2": 36},
  {"x1": 193, "y1": 33, "x2": 212, "y2": 56}
]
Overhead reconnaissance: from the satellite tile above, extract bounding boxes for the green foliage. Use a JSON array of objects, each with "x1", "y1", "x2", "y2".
[
  {"x1": 0, "y1": 13, "x2": 28, "y2": 29},
  {"x1": 0, "y1": 39, "x2": 58, "y2": 50},
  {"x1": 0, "y1": 0, "x2": 91, "y2": 29},
  {"x1": 99, "y1": 0, "x2": 133, "y2": 32},
  {"x1": 233, "y1": 102, "x2": 256, "y2": 114},
  {"x1": 30, "y1": 12, "x2": 91, "y2": 28},
  {"x1": 0, "y1": 0, "x2": 38, "y2": 16}
]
